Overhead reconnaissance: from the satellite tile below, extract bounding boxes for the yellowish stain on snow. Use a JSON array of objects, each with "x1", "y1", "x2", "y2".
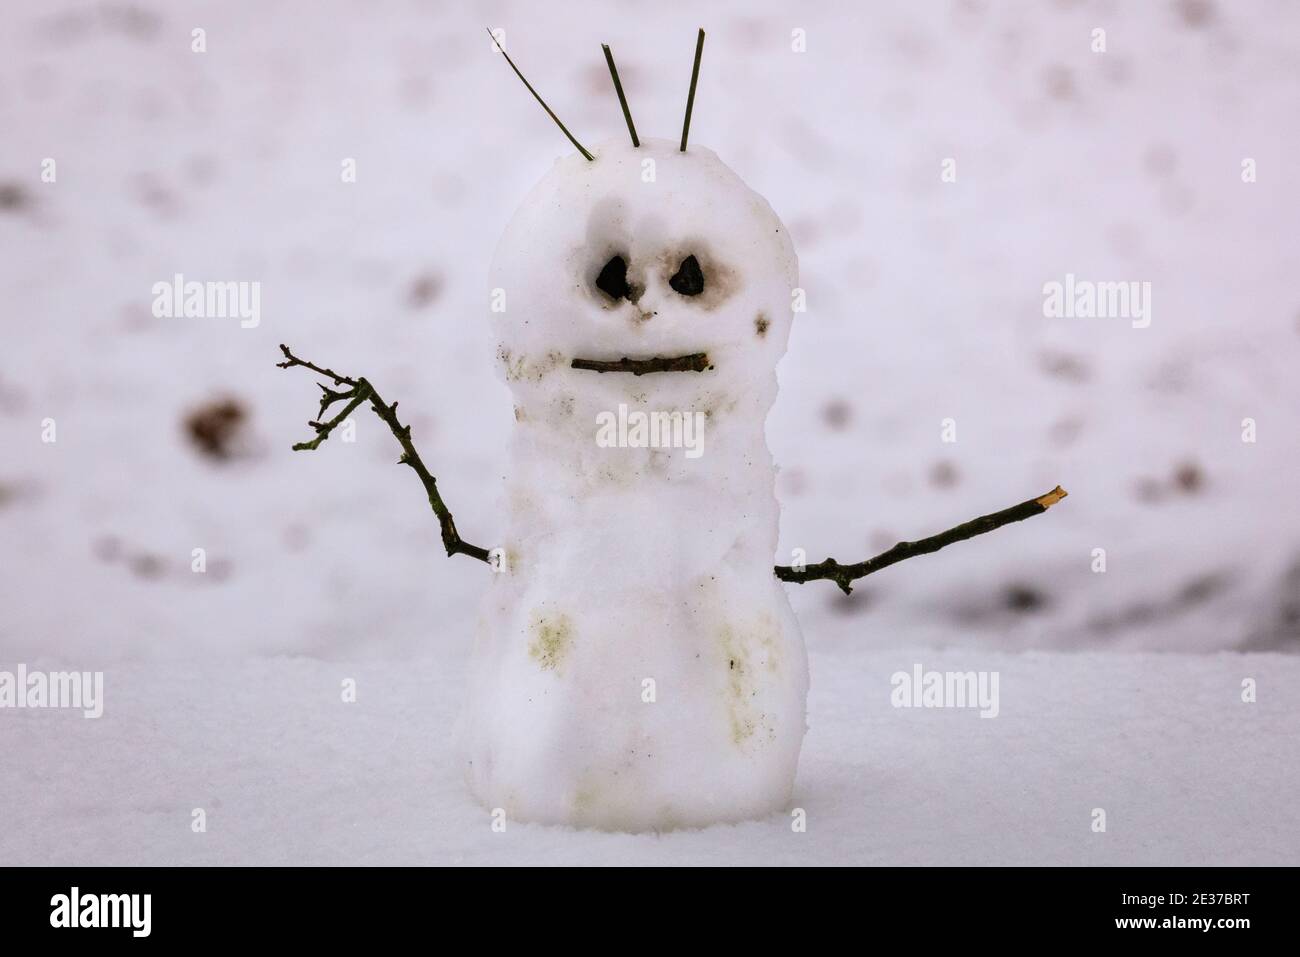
[
  {"x1": 497, "y1": 347, "x2": 566, "y2": 383},
  {"x1": 719, "y1": 615, "x2": 782, "y2": 749},
  {"x1": 528, "y1": 612, "x2": 573, "y2": 672},
  {"x1": 573, "y1": 780, "x2": 600, "y2": 814}
]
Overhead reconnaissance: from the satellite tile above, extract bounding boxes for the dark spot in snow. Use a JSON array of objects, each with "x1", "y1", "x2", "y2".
[
  {"x1": 1004, "y1": 583, "x2": 1048, "y2": 613},
  {"x1": 0, "y1": 376, "x2": 26, "y2": 414},
  {"x1": 184, "y1": 397, "x2": 249, "y2": 461},
  {"x1": 1050, "y1": 416, "x2": 1084, "y2": 447},
  {"x1": 130, "y1": 172, "x2": 178, "y2": 215},
  {"x1": 1178, "y1": 572, "x2": 1229, "y2": 606},
  {"x1": 408, "y1": 273, "x2": 441, "y2": 309},
  {"x1": 821, "y1": 398, "x2": 852, "y2": 430},
  {"x1": 830, "y1": 588, "x2": 872, "y2": 616},
  {"x1": 1124, "y1": 602, "x2": 1158, "y2": 626},
  {"x1": 1038, "y1": 350, "x2": 1090, "y2": 383},
  {"x1": 754, "y1": 314, "x2": 769, "y2": 338},
  {"x1": 1176, "y1": 0, "x2": 1214, "y2": 29},
  {"x1": 1172, "y1": 460, "x2": 1204, "y2": 493},
  {"x1": 0, "y1": 183, "x2": 30, "y2": 212},
  {"x1": 1088, "y1": 569, "x2": 1234, "y2": 637},
  {"x1": 102, "y1": 4, "x2": 162, "y2": 41},
  {"x1": 929, "y1": 460, "x2": 960, "y2": 489},
  {"x1": 129, "y1": 553, "x2": 165, "y2": 580}
]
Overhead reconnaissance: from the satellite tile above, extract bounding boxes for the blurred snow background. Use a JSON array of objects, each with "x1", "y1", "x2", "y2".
[{"x1": 1, "y1": 0, "x2": 1298, "y2": 864}]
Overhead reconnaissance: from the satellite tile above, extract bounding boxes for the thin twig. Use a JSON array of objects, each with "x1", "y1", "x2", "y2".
[
  {"x1": 571, "y1": 353, "x2": 712, "y2": 375},
  {"x1": 276, "y1": 345, "x2": 357, "y2": 387},
  {"x1": 278, "y1": 344, "x2": 492, "y2": 564},
  {"x1": 775, "y1": 486, "x2": 1069, "y2": 595},
  {"x1": 680, "y1": 28, "x2": 705, "y2": 152},
  {"x1": 602, "y1": 43, "x2": 639, "y2": 147},
  {"x1": 488, "y1": 28, "x2": 593, "y2": 161}
]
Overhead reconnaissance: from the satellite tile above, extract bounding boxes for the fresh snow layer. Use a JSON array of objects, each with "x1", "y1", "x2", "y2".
[{"x1": 2, "y1": 649, "x2": 1296, "y2": 866}]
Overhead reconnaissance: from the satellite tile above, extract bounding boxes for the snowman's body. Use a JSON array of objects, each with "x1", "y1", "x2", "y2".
[{"x1": 458, "y1": 139, "x2": 807, "y2": 831}]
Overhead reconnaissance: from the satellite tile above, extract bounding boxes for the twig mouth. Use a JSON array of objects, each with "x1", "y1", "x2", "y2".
[{"x1": 570, "y1": 353, "x2": 712, "y2": 376}]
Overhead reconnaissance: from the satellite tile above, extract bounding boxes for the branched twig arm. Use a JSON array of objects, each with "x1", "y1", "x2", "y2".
[
  {"x1": 277, "y1": 344, "x2": 492, "y2": 564},
  {"x1": 775, "y1": 486, "x2": 1068, "y2": 595}
]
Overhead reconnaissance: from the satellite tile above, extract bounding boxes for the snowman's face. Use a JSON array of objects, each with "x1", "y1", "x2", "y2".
[{"x1": 490, "y1": 138, "x2": 797, "y2": 395}]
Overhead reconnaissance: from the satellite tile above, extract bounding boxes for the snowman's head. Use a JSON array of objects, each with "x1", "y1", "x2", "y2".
[{"x1": 489, "y1": 137, "x2": 798, "y2": 407}]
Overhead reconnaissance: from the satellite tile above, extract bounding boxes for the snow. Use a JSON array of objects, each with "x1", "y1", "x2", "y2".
[
  {"x1": 1, "y1": 649, "x2": 1296, "y2": 865},
  {"x1": 1, "y1": 0, "x2": 1298, "y2": 858}
]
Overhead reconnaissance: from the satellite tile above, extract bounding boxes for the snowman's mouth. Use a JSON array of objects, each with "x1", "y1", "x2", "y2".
[{"x1": 570, "y1": 353, "x2": 712, "y2": 376}]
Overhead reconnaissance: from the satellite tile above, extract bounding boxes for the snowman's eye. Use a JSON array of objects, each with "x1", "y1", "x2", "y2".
[
  {"x1": 594, "y1": 255, "x2": 631, "y2": 301},
  {"x1": 669, "y1": 255, "x2": 705, "y2": 297}
]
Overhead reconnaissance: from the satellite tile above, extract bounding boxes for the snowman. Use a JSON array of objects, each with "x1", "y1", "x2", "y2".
[
  {"x1": 278, "y1": 31, "x2": 1065, "y2": 832},
  {"x1": 460, "y1": 131, "x2": 805, "y2": 830}
]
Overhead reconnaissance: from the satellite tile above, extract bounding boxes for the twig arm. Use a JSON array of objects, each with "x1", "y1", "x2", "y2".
[
  {"x1": 775, "y1": 486, "x2": 1068, "y2": 595},
  {"x1": 277, "y1": 344, "x2": 492, "y2": 564}
]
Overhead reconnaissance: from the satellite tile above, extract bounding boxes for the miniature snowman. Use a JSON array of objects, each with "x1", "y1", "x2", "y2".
[
  {"x1": 459, "y1": 136, "x2": 806, "y2": 830},
  {"x1": 278, "y1": 31, "x2": 1065, "y2": 834}
]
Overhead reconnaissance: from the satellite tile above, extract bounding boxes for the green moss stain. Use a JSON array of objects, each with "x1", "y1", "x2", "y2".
[
  {"x1": 719, "y1": 616, "x2": 782, "y2": 748},
  {"x1": 528, "y1": 612, "x2": 573, "y2": 672}
]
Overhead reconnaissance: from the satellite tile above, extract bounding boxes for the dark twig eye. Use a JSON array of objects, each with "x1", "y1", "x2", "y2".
[
  {"x1": 595, "y1": 255, "x2": 631, "y2": 300},
  {"x1": 669, "y1": 255, "x2": 704, "y2": 296}
]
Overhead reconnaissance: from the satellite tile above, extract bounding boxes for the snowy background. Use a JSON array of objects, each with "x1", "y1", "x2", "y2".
[{"x1": 1, "y1": 0, "x2": 1298, "y2": 864}]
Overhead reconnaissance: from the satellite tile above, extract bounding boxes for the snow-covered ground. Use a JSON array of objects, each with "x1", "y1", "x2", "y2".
[
  {"x1": 1, "y1": 1, "x2": 1298, "y2": 863},
  {"x1": 3, "y1": 649, "x2": 1296, "y2": 866}
]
